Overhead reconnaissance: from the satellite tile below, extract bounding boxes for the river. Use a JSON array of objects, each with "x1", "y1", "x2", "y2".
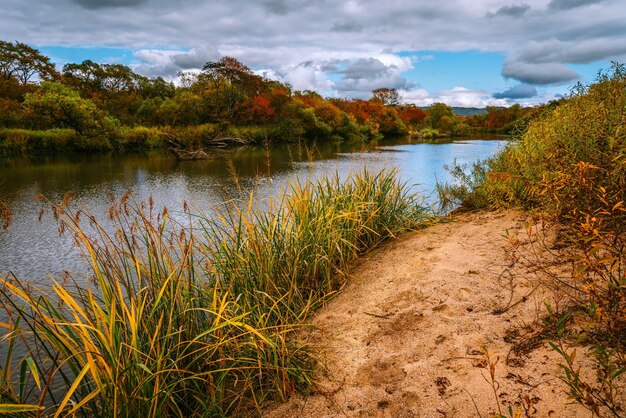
[{"x1": 0, "y1": 136, "x2": 506, "y2": 284}]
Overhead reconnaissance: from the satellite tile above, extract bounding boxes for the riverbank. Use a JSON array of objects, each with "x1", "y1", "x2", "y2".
[{"x1": 266, "y1": 209, "x2": 595, "y2": 417}]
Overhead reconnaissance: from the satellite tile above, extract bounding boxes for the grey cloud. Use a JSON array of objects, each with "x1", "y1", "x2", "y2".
[
  {"x1": 487, "y1": 4, "x2": 530, "y2": 18},
  {"x1": 332, "y1": 21, "x2": 363, "y2": 33},
  {"x1": 334, "y1": 76, "x2": 409, "y2": 97},
  {"x1": 172, "y1": 47, "x2": 220, "y2": 69},
  {"x1": 133, "y1": 46, "x2": 220, "y2": 78},
  {"x1": 320, "y1": 61, "x2": 343, "y2": 72},
  {"x1": 338, "y1": 58, "x2": 391, "y2": 80},
  {"x1": 512, "y1": 38, "x2": 626, "y2": 64},
  {"x1": 262, "y1": 0, "x2": 289, "y2": 15},
  {"x1": 493, "y1": 84, "x2": 537, "y2": 99},
  {"x1": 502, "y1": 60, "x2": 578, "y2": 84},
  {"x1": 331, "y1": 57, "x2": 412, "y2": 96},
  {"x1": 72, "y1": 0, "x2": 147, "y2": 9},
  {"x1": 500, "y1": 36, "x2": 626, "y2": 86},
  {"x1": 548, "y1": 0, "x2": 607, "y2": 10}
]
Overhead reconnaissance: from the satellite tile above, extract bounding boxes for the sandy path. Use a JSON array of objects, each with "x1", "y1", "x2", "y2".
[{"x1": 266, "y1": 210, "x2": 589, "y2": 417}]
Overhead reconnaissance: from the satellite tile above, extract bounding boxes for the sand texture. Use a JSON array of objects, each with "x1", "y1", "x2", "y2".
[{"x1": 266, "y1": 210, "x2": 593, "y2": 417}]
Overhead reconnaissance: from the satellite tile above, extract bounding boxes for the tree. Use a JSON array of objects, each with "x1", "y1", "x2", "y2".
[
  {"x1": 241, "y1": 94, "x2": 275, "y2": 123},
  {"x1": 427, "y1": 102, "x2": 454, "y2": 130},
  {"x1": 24, "y1": 81, "x2": 116, "y2": 136},
  {"x1": 158, "y1": 91, "x2": 202, "y2": 126},
  {"x1": 201, "y1": 57, "x2": 262, "y2": 93},
  {"x1": 197, "y1": 56, "x2": 265, "y2": 123},
  {"x1": 138, "y1": 76, "x2": 175, "y2": 99},
  {"x1": 63, "y1": 60, "x2": 146, "y2": 93},
  {"x1": 63, "y1": 60, "x2": 149, "y2": 122},
  {"x1": 399, "y1": 107, "x2": 427, "y2": 126},
  {"x1": 0, "y1": 40, "x2": 58, "y2": 85},
  {"x1": 371, "y1": 87, "x2": 400, "y2": 106}
]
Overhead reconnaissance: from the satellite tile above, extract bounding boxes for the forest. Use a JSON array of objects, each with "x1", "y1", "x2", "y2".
[{"x1": 1, "y1": 40, "x2": 531, "y2": 155}]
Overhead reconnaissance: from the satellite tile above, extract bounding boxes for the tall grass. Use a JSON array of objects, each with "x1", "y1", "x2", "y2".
[
  {"x1": 0, "y1": 168, "x2": 427, "y2": 417},
  {"x1": 0, "y1": 129, "x2": 77, "y2": 155}
]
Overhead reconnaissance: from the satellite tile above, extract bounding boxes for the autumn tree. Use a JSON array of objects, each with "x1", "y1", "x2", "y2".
[
  {"x1": 371, "y1": 87, "x2": 400, "y2": 106},
  {"x1": 197, "y1": 56, "x2": 265, "y2": 123},
  {"x1": 0, "y1": 40, "x2": 58, "y2": 85},
  {"x1": 240, "y1": 94, "x2": 275, "y2": 123},
  {"x1": 398, "y1": 107, "x2": 427, "y2": 126}
]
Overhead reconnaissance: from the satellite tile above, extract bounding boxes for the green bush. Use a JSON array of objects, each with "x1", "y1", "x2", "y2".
[{"x1": 117, "y1": 126, "x2": 166, "y2": 150}]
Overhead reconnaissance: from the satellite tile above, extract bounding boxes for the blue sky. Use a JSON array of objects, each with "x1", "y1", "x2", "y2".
[
  {"x1": 39, "y1": 46, "x2": 135, "y2": 67},
  {"x1": 3, "y1": 0, "x2": 626, "y2": 107}
]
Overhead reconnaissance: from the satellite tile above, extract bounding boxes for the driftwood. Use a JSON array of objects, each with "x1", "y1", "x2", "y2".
[
  {"x1": 171, "y1": 148, "x2": 211, "y2": 160},
  {"x1": 166, "y1": 134, "x2": 252, "y2": 160}
]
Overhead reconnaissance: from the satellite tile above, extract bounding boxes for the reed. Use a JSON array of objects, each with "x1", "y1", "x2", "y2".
[{"x1": 0, "y1": 168, "x2": 427, "y2": 417}]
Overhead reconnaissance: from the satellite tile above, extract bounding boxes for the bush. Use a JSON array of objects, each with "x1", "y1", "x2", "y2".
[{"x1": 117, "y1": 126, "x2": 166, "y2": 150}]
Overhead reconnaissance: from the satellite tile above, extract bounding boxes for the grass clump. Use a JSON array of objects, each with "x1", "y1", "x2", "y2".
[
  {"x1": 0, "y1": 128, "x2": 77, "y2": 154},
  {"x1": 0, "y1": 168, "x2": 426, "y2": 417},
  {"x1": 438, "y1": 63, "x2": 626, "y2": 415}
]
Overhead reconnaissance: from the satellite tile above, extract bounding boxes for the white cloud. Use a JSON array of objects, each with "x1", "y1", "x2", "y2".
[
  {"x1": 401, "y1": 86, "x2": 509, "y2": 108},
  {"x1": 133, "y1": 46, "x2": 220, "y2": 78}
]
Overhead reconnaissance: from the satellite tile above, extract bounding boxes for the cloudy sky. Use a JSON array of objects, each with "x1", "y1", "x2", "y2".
[{"x1": 1, "y1": 0, "x2": 625, "y2": 107}]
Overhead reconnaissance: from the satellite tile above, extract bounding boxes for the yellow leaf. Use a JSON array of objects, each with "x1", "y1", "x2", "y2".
[
  {"x1": 0, "y1": 404, "x2": 43, "y2": 413},
  {"x1": 54, "y1": 363, "x2": 91, "y2": 418}
]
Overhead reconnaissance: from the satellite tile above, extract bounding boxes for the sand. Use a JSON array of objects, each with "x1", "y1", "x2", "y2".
[{"x1": 265, "y1": 210, "x2": 593, "y2": 417}]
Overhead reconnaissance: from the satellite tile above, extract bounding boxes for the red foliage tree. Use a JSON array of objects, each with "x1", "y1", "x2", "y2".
[{"x1": 399, "y1": 107, "x2": 427, "y2": 125}]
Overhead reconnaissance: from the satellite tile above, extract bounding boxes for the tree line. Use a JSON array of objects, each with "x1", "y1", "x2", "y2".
[{"x1": 0, "y1": 40, "x2": 530, "y2": 155}]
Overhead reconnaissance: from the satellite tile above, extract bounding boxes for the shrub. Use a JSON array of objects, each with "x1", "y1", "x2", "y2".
[{"x1": 117, "y1": 126, "x2": 166, "y2": 150}]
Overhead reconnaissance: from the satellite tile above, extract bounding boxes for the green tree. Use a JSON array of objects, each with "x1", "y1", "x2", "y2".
[
  {"x1": 63, "y1": 60, "x2": 146, "y2": 93},
  {"x1": 62, "y1": 60, "x2": 149, "y2": 122},
  {"x1": 24, "y1": 82, "x2": 117, "y2": 140},
  {"x1": 371, "y1": 87, "x2": 400, "y2": 106},
  {"x1": 138, "y1": 76, "x2": 175, "y2": 99},
  {"x1": 0, "y1": 40, "x2": 58, "y2": 85},
  {"x1": 158, "y1": 91, "x2": 203, "y2": 126},
  {"x1": 427, "y1": 102, "x2": 455, "y2": 130}
]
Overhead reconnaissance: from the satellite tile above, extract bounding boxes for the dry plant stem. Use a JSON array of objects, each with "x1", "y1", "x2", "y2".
[{"x1": 480, "y1": 348, "x2": 503, "y2": 417}]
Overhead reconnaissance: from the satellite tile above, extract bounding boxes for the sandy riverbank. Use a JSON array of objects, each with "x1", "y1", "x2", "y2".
[{"x1": 266, "y1": 210, "x2": 591, "y2": 417}]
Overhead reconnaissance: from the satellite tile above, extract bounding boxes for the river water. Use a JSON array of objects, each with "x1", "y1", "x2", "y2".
[{"x1": 0, "y1": 136, "x2": 506, "y2": 285}]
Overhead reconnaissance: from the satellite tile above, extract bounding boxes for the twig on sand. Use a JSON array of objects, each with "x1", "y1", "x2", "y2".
[{"x1": 363, "y1": 311, "x2": 395, "y2": 319}]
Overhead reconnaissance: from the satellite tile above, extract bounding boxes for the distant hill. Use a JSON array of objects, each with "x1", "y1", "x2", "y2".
[
  {"x1": 451, "y1": 107, "x2": 490, "y2": 116},
  {"x1": 419, "y1": 106, "x2": 501, "y2": 116}
]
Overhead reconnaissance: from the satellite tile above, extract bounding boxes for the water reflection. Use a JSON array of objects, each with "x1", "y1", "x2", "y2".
[{"x1": 0, "y1": 136, "x2": 506, "y2": 283}]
